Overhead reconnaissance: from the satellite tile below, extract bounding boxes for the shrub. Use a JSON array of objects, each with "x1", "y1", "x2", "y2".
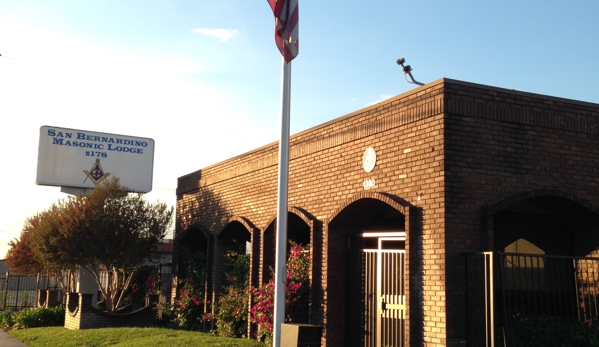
[
  {"x1": 214, "y1": 286, "x2": 250, "y2": 338},
  {"x1": 10, "y1": 305, "x2": 65, "y2": 329},
  {"x1": 500, "y1": 313, "x2": 599, "y2": 347},
  {"x1": 284, "y1": 243, "x2": 310, "y2": 323},
  {"x1": 250, "y1": 281, "x2": 275, "y2": 344},
  {"x1": 249, "y1": 242, "x2": 310, "y2": 343},
  {"x1": 0, "y1": 310, "x2": 14, "y2": 328},
  {"x1": 174, "y1": 250, "x2": 208, "y2": 331},
  {"x1": 173, "y1": 242, "x2": 311, "y2": 343},
  {"x1": 154, "y1": 297, "x2": 173, "y2": 324},
  {"x1": 214, "y1": 250, "x2": 250, "y2": 338},
  {"x1": 173, "y1": 279, "x2": 207, "y2": 330},
  {"x1": 130, "y1": 265, "x2": 160, "y2": 296}
]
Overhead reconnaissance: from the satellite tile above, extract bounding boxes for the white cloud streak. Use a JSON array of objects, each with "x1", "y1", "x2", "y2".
[
  {"x1": 368, "y1": 94, "x2": 394, "y2": 106},
  {"x1": 192, "y1": 28, "x2": 239, "y2": 42}
]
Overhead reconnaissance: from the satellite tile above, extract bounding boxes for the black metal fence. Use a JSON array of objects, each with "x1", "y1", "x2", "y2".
[
  {"x1": 466, "y1": 252, "x2": 599, "y2": 347},
  {"x1": 465, "y1": 252, "x2": 495, "y2": 347},
  {"x1": 1, "y1": 264, "x2": 173, "y2": 312},
  {"x1": 0, "y1": 272, "x2": 67, "y2": 311}
]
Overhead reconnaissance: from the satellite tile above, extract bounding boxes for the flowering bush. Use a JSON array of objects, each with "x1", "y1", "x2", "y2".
[
  {"x1": 154, "y1": 298, "x2": 172, "y2": 324},
  {"x1": 285, "y1": 243, "x2": 310, "y2": 323},
  {"x1": 127, "y1": 265, "x2": 159, "y2": 303},
  {"x1": 214, "y1": 249, "x2": 250, "y2": 337},
  {"x1": 250, "y1": 242, "x2": 310, "y2": 343},
  {"x1": 173, "y1": 250, "x2": 208, "y2": 330},
  {"x1": 173, "y1": 278, "x2": 207, "y2": 330},
  {"x1": 173, "y1": 242, "x2": 310, "y2": 342},
  {"x1": 146, "y1": 274, "x2": 158, "y2": 294},
  {"x1": 214, "y1": 286, "x2": 250, "y2": 337},
  {"x1": 250, "y1": 281, "x2": 275, "y2": 343}
]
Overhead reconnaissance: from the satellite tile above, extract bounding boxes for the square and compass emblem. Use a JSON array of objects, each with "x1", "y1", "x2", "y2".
[{"x1": 83, "y1": 158, "x2": 111, "y2": 185}]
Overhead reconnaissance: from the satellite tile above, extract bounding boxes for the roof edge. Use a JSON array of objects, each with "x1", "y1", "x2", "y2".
[{"x1": 178, "y1": 77, "x2": 599, "y2": 182}]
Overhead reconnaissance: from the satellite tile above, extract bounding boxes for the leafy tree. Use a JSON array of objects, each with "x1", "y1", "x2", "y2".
[
  {"x1": 10, "y1": 178, "x2": 173, "y2": 313},
  {"x1": 6, "y1": 214, "x2": 46, "y2": 275},
  {"x1": 7, "y1": 211, "x2": 74, "y2": 291}
]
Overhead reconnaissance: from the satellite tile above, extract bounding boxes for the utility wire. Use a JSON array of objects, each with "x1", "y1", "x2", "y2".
[{"x1": 0, "y1": 230, "x2": 19, "y2": 236}]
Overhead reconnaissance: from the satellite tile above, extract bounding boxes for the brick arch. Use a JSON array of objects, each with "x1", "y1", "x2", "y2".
[
  {"x1": 174, "y1": 222, "x2": 211, "y2": 270},
  {"x1": 219, "y1": 216, "x2": 260, "y2": 236},
  {"x1": 324, "y1": 191, "x2": 410, "y2": 347},
  {"x1": 262, "y1": 206, "x2": 316, "y2": 231},
  {"x1": 259, "y1": 206, "x2": 316, "y2": 285},
  {"x1": 173, "y1": 222, "x2": 212, "y2": 314},
  {"x1": 177, "y1": 222, "x2": 211, "y2": 240},
  {"x1": 488, "y1": 188, "x2": 599, "y2": 215},
  {"x1": 218, "y1": 216, "x2": 262, "y2": 288},
  {"x1": 485, "y1": 188, "x2": 599, "y2": 252},
  {"x1": 327, "y1": 191, "x2": 409, "y2": 224}
]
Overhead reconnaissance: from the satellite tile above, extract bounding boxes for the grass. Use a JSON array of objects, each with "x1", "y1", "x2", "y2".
[{"x1": 8, "y1": 327, "x2": 264, "y2": 347}]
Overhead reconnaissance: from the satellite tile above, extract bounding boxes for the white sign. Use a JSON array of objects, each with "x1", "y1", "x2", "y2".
[{"x1": 36, "y1": 126, "x2": 155, "y2": 192}]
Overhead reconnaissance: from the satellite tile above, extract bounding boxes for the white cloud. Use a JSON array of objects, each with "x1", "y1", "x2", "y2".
[
  {"x1": 0, "y1": 20, "x2": 270, "y2": 258},
  {"x1": 368, "y1": 94, "x2": 394, "y2": 106},
  {"x1": 192, "y1": 28, "x2": 239, "y2": 42}
]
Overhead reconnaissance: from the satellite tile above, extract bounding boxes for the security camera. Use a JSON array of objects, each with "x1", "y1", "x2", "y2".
[{"x1": 397, "y1": 57, "x2": 424, "y2": 86}]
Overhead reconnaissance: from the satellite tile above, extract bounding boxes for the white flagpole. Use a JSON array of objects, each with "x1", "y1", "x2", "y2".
[{"x1": 273, "y1": 57, "x2": 292, "y2": 347}]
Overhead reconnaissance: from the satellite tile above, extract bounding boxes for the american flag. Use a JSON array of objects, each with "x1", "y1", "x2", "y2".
[{"x1": 267, "y1": 0, "x2": 299, "y2": 62}]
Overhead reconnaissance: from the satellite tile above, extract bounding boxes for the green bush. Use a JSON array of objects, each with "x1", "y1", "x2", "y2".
[
  {"x1": 174, "y1": 249, "x2": 208, "y2": 330},
  {"x1": 174, "y1": 279, "x2": 208, "y2": 330},
  {"x1": 11, "y1": 305, "x2": 65, "y2": 329},
  {"x1": 0, "y1": 310, "x2": 15, "y2": 328},
  {"x1": 213, "y1": 249, "x2": 250, "y2": 338},
  {"x1": 500, "y1": 313, "x2": 599, "y2": 347},
  {"x1": 214, "y1": 286, "x2": 250, "y2": 338},
  {"x1": 250, "y1": 242, "x2": 310, "y2": 344}
]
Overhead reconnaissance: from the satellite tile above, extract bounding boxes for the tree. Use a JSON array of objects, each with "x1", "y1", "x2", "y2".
[
  {"x1": 6, "y1": 211, "x2": 74, "y2": 291},
  {"x1": 10, "y1": 178, "x2": 173, "y2": 313},
  {"x1": 6, "y1": 214, "x2": 46, "y2": 275}
]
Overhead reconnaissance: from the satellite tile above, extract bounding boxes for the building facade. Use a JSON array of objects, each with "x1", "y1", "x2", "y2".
[{"x1": 174, "y1": 78, "x2": 599, "y2": 346}]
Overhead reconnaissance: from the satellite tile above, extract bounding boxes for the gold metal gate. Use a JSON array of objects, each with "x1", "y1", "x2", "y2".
[{"x1": 346, "y1": 232, "x2": 406, "y2": 347}]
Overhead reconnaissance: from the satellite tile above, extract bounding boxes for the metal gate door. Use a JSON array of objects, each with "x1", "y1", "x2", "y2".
[
  {"x1": 377, "y1": 246, "x2": 406, "y2": 347},
  {"x1": 346, "y1": 233, "x2": 406, "y2": 347}
]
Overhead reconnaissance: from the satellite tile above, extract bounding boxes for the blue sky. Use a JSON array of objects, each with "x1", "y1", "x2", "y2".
[{"x1": 1, "y1": 1, "x2": 598, "y2": 258}]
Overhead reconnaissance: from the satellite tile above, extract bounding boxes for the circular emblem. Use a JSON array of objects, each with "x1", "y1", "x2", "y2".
[{"x1": 362, "y1": 147, "x2": 377, "y2": 173}]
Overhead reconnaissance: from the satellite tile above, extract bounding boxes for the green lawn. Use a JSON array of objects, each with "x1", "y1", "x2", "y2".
[{"x1": 9, "y1": 327, "x2": 264, "y2": 347}]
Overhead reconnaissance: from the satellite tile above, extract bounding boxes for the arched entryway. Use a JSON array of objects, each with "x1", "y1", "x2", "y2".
[
  {"x1": 327, "y1": 193, "x2": 408, "y2": 347},
  {"x1": 482, "y1": 190, "x2": 599, "y2": 345},
  {"x1": 261, "y1": 209, "x2": 313, "y2": 285},
  {"x1": 214, "y1": 219, "x2": 253, "y2": 302},
  {"x1": 176, "y1": 225, "x2": 210, "y2": 312},
  {"x1": 493, "y1": 192, "x2": 599, "y2": 256}
]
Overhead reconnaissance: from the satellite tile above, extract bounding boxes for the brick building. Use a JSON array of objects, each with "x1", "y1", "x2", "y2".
[{"x1": 174, "y1": 78, "x2": 599, "y2": 346}]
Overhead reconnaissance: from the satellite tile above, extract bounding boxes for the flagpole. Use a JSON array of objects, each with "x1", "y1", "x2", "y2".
[{"x1": 273, "y1": 57, "x2": 291, "y2": 347}]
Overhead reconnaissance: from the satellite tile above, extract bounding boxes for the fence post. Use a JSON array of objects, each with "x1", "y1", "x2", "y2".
[
  {"x1": 14, "y1": 273, "x2": 22, "y2": 310},
  {"x1": 158, "y1": 263, "x2": 162, "y2": 294},
  {"x1": 487, "y1": 252, "x2": 494, "y2": 347},
  {"x1": 2, "y1": 272, "x2": 8, "y2": 310}
]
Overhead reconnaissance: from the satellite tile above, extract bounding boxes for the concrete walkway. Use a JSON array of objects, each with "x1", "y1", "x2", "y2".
[{"x1": 0, "y1": 329, "x2": 28, "y2": 346}]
